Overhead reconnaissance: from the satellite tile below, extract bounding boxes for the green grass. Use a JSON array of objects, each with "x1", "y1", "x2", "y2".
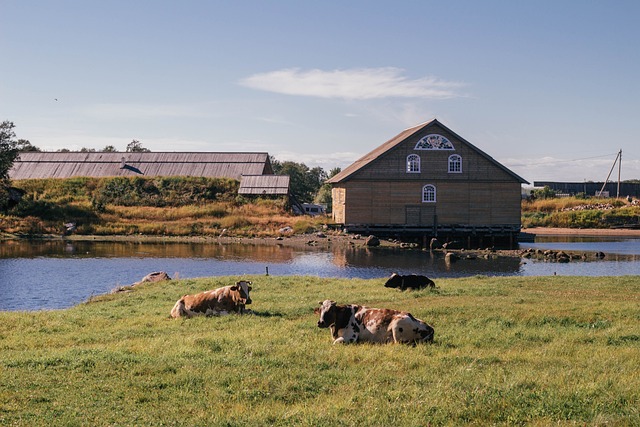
[{"x1": 1, "y1": 275, "x2": 639, "y2": 426}]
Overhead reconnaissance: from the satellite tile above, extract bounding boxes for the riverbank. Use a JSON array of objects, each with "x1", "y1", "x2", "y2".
[
  {"x1": 524, "y1": 227, "x2": 640, "y2": 237},
  {"x1": 4, "y1": 226, "x2": 640, "y2": 253}
]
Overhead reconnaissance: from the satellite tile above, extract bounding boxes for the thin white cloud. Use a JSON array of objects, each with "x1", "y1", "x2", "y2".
[
  {"x1": 240, "y1": 67, "x2": 466, "y2": 100},
  {"x1": 273, "y1": 150, "x2": 361, "y2": 171},
  {"x1": 80, "y1": 103, "x2": 212, "y2": 119}
]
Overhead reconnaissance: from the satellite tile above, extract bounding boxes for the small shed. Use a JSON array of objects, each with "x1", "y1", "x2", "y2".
[{"x1": 238, "y1": 175, "x2": 290, "y2": 196}]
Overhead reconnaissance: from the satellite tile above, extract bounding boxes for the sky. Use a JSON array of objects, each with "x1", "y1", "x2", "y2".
[{"x1": 1, "y1": 0, "x2": 639, "y2": 185}]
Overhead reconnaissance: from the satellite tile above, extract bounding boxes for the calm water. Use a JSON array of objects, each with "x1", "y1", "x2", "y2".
[{"x1": 1, "y1": 237, "x2": 639, "y2": 311}]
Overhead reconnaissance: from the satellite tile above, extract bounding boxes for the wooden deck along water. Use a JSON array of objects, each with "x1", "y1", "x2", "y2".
[{"x1": 9, "y1": 152, "x2": 273, "y2": 180}]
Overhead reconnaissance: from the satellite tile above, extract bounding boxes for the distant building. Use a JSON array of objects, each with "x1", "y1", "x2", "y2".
[
  {"x1": 327, "y1": 119, "x2": 529, "y2": 246},
  {"x1": 9, "y1": 152, "x2": 273, "y2": 180},
  {"x1": 533, "y1": 181, "x2": 640, "y2": 198},
  {"x1": 238, "y1": 175, "x2": 290, "y2": 196}
]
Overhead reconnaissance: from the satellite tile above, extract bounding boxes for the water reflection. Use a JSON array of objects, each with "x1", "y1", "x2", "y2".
[
  {"x1": 333, "y1": 246, "x2": 523, "y2": 276},
  {"x1": 1, "y1": 239, "x2": 639, "y2": 311}
]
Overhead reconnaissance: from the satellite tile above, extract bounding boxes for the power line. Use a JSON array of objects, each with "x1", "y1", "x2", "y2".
[{"x1": 506, "y1": 152, "x2": 619, "y2": 168}]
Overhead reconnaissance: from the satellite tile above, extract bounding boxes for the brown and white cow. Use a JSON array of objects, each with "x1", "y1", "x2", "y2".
[
  {"x1": 170, "y1": 280, "x2": 252, "y2": 318},
  {"x1": 315, "y1": 299, "x2": 434, "y2": 344}
]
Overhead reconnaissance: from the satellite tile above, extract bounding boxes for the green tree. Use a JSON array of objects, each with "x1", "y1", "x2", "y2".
[
  {"x1": 0, "y1": 121, "x2": 25, "y2": 211},
  {"x1": 532, "y1": 186, "x2": 557, "y2": 200},
  {"x1": 102, "y1": 145, "x2": 117, "y2": 152},
  {"x1": 126, "y1": 139, "x2": 150, "y2": 153},
  {"x1": 271, "y1": 158, "x2": 327, "y2": 203},
  {"x1": 314, "y1": 167, "x2": 341, "y2": 211},
  {"x1": 0, "y1": 121, "x2": 21, "y2": 181},
  {"x1": 16, "y1": 139, "x2": 40, "y2": 152}
]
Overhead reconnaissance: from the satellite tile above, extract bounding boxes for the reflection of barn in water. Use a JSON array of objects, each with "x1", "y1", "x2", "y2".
[
  {"x1": 328, "y1": 119, "x2": 529, "y2": 248},
  {"x1": 330, "y1": 246, "x2": 523, "y2": 277},
  {"x1": 1, "y1": 240, "x2": 298, "y2": 264}
]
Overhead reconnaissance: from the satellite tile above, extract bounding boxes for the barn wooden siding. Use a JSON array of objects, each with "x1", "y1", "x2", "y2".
[
  {"x1": 238, "y1": 175, "x2": 290, "y2": 195},
  {"x1": 9, "y1": 152, "x2": 273, "y2": 180},
  {"x1": 328, "y1": 119, "x2": 528, "y2": 246}
]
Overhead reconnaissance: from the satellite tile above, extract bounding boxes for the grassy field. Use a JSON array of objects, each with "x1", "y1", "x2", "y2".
[{"x1": 1, "y1": 275, "x2": 639, "y2": 426}]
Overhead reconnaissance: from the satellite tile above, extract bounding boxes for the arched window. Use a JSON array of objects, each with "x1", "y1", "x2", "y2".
[
  {"x1": 448, "y1": 154, "x2": 462, "y2": 173},
  {"x1": 406, "y1": 154, "x2": 420, "y2": 173},
  {"x1": 422, "y1": 184, "x2": 436, "y2": 203}
]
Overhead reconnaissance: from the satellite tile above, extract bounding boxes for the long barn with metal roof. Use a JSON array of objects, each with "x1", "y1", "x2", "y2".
[{"x1": 9, "y1": 152, "x2": 273, "y2": 180}]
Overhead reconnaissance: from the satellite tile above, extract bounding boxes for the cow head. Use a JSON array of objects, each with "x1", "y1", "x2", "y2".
[
  {"x1": 384, "y1": 272, "x2": 402, "y2": 288},
  {"x1": 316, "y1": 300, "x2": 338, "y2": 328},
  {"x1": 231, "y1": 280, "x2": 252, "y2": 305}
]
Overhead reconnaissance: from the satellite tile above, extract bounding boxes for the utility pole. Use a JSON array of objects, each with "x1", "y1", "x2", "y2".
[
  {"x1": 617, "y1": 149, "x2": 622, "y2": 198},
  {"x1": 598, "y1": 150, "x2": 622, "y2": 198}
]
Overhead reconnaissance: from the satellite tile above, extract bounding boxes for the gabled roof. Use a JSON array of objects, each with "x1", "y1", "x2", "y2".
[
  {"x1": 238, "y1": 175, "x2": 290, "y2": 195},
  {"x1": 327, "y1": 119, "x2": 529, "y2": 184},
  {"x1": 9, "y1": 152, "x2": 273, "y2": 180}
]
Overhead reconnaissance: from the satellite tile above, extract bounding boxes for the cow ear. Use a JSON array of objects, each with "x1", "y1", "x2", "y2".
[
  {"x1": 318, "y1": 301, "x2": 323, "y2": 305},
  {"x1": 230, "y1": 286, "x2": 238, "y2": 291},
  {"x1": 313, "y1": 307, "x2": 320, "y2": 314}
]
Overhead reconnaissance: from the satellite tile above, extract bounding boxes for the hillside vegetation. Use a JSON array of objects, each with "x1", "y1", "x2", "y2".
[
  {"x1": 0, "y1": 275, "x2": 638, "y2": 426},
  {"x1": 522, "y1": 196, "x2": 640, "y2": 229},
  {"x1": 2, "y1": 178, "x2": 640, "y2": 238},
  {"x1": 1, "y1": 177, "x2": 329, "y2": 237}
]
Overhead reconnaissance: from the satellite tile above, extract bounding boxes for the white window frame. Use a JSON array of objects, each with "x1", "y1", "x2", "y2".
[
  {"x1": 448, "y1": 154, "x2": 462, "y2": 173},
  {"x1": 422, "y1": 184, "x2": 436, "y2": 203},
  {"x1": 406, "y1": 154, "x2": 420, "y2": 173}
]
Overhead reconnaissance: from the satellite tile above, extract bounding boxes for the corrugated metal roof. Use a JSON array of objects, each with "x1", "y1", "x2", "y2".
[
  {"x1": 327, "y1": 119, "x2": 529, "y2": 184},
  {"x1": 9, "y1": 152, "x2": 273, "y2": 180},
  {"x1": 238, "y1": 175, "x2": 290, "y2": 195}
]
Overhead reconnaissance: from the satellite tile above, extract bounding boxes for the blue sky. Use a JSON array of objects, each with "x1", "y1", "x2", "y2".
[{"x1": 2, "y1": 0, "x2": 639, "y2": 184}]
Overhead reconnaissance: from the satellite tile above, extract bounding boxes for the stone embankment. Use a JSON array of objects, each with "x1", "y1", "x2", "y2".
[{"x1": 519, "y1": 248, "x2": 606, "y2": 263}]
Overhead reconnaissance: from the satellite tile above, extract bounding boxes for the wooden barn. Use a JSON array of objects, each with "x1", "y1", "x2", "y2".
[
  {"x1": 327, "y1": 119, "x2": 529, "y2": 247},
  {"x1": 9, "y1": 152, "x2": 273, "y2": 180}
]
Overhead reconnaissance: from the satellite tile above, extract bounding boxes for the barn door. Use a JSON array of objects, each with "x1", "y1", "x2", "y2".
[
  {"x1": 420, "y1": 206, "x2": 436, "y2": 226},
  {"x1": 405, "y1": 206, "x2": 420, "y2": 225}
]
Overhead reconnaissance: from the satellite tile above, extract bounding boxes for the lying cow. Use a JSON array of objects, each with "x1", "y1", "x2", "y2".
[
  {"x1": 170, "y1": 280, "x2": 252, "y2": 318},
  {"x1": 315, "y1": 299, "x2": 434, "y2": 344},
  {"x1": 384, "y1": 273, "x2": 435, "y2": 290}
]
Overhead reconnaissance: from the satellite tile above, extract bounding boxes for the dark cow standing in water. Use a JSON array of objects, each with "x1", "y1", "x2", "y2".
[
  {"x1": 384, "y1": 273, "x2": 435, "y2": 290},
  {"x1": 170, "y1": 280, "x2": 252, "y2": 318},
  {"x1": 315, "y1": 300, "x2": 434, "y2": 345}
]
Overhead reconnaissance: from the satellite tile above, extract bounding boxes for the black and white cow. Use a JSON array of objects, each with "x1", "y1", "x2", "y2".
[
  {"x1": 384, "y1": 273, "x2": 435, "y2": 290},
  {"x1": 315, "y1": 299, "x2": 434, "y2": 344}
]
